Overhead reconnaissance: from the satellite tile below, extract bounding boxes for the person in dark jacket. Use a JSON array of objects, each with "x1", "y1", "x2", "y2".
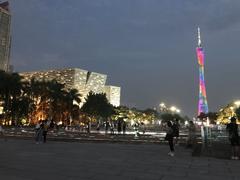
[
  {"x1": 117, "y1": 119, "x2": 122, "y2": 134},
  {"x1": 43, "y1": 120, "x2": 49, "y2": 143},
  {"x1": 122, "y1": 121, "x2": 127, "y2": 135},
  {"x1": 165, "y1": 121, "x2": 174, "y2": 157},
  {"x1": 35, "y1": 120, "x2": 43, "y2": 144},
  {"x1": 172, "y1": 119, "x2": 180, "y2": 145},
  {"x1": 226, "y1": 117, "x2": 239, "y2": 160}
]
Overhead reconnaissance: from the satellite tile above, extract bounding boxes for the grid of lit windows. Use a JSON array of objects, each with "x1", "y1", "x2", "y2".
[
  {"x1": 104, "y1": 86, "x2": 121, "y2": 107},
  {"x1": 0, "y1": 6, "x2": 11, "y2": 71},
  {"x1": 20, "y1": 68, "x2": 120, "y2": 107}
]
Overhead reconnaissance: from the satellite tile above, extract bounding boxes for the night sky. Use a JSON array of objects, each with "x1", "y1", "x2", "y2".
[{"x1": 8, "y1": 0, "x2": 240, "y2": 118}]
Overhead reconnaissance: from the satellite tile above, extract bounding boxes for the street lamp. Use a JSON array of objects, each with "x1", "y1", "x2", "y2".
[
  {"x1": 170, "y1": 106, "x2": 177, "y2": 112},
  {"x1": 176, "y1": 109, "x2": 181, "y2": 113}
]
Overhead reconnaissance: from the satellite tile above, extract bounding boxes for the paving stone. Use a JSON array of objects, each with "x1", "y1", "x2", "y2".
[{"x1": 0, "y1": 139, "x2": 239, "y2": 180}]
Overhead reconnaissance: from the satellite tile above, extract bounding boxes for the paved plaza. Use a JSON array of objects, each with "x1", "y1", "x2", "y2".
[{"x1": 0, "y1": 139, "x2": 239, "y2": 180}]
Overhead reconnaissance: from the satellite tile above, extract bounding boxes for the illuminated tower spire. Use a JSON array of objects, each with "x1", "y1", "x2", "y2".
[
  {"x1": 198, "y1": 27, "x2": 201, "y2": 47},
  {"x1": 196, "y1": 27, "x2": 208, "y2": 115}
]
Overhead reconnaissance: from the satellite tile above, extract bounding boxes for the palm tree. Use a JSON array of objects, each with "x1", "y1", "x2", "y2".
[
  {"x1": 0, "y1": 70, "x2": 10, "y2": 123},
  {"x1": 0, "y1": 71, "x2": 24, "y2": 125},
  {"x1": 47, "y1": 80, "x2": 66, "y2": 123},
  {"x1": 81, "y1": 92, "x2": 115, "y2": 126},
  {"x1": 64, "y1": 89, "x2": 81, "y2": 124},
  {"x1": 26, "y1": 78, "x2": 51, "y2": 124},
  {"x1": 9, "y1": 73, "x2": 23, "y2": 125}
]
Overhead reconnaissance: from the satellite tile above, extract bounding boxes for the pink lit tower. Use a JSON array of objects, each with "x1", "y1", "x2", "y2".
[{"x1": 196, "y1": 27, "x2": 208, "y2": 115}]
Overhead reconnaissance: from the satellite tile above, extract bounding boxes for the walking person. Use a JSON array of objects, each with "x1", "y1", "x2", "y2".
[
  {"x1": 122, "y1": 121, "x2": 127, "y2": 135},
  {"x1": 110, "y1": 121, "x2": 115, "y2": 135},
  {"x1": 226, "y1": 117, "x2": 239, "y2": 160},
  {"x1": 117, "y1": 119, "x2": 122, "y2": 135},
  {"x1": 35, "y1": 121, "x2": 43, "y2": 144},
  {"x1": 172, "y1": 119, "x2": 180, "y2": 145},
  {"x1": 96, "y1": 122, "x2": 100, "y2": 132},
  {"x1": 165, "y1": 121, "x2": 175, "y2": 157},
  {"x1": 105, "y1": 120, "x2": 110, "y2": 134},
  {"x1": 86, "y1": 121, "x2": 91, "y2": 134},
  {"x1": 43, "y1": 120, "x2": 49, "y2": 143},
  {"x1": 0, "y1": 125, "x2": 6, "y2": 141}
]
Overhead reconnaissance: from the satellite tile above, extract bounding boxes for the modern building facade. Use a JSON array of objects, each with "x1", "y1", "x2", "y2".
[
  {"x1": 0, "y1": 1, "x2": 11, "y2": 72},
  {"x1": 196, "y1": 27, "x2": 208, "y2": 115},
  {"x1": 104, "y1": 86, "x2": 121, "y2": 107},
  {"x1": 20, "y1": 68, "x2": 121, "y2": 107}
]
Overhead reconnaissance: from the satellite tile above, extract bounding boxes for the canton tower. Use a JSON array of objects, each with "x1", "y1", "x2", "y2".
[{"x1": 196, "y1": 27, "x2": 208, "y2": 115}]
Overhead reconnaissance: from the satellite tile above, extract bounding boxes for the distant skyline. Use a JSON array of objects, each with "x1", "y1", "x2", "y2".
[{"x1": 8, "y1": 0, "x2": 240, "y2": 117}]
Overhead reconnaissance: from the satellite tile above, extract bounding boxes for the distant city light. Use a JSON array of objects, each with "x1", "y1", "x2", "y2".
[
  {"x1": 159, "y1": 103, "x2": 165, "y2": 107},
  {"x1": 234, "y1": 101, "x2": 240, "y2": 106},
  {"x1": 158, "y1": 103, "x2": 181, "y2": 114},
  {"x1": 170, "y1": 106, "x2": 176, "y2": 112}
]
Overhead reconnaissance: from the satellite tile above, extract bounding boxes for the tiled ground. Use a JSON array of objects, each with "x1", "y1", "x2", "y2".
[{"x1": 0, "y1": 139, "x2": 238, "y2": 180}]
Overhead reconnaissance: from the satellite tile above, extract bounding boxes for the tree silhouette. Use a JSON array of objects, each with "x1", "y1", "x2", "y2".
[{"x1": 81, "y1": 91, "x2": 114, "y2": 119}]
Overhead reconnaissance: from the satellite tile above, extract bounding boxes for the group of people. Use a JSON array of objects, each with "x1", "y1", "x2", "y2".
[
  {"x1": 165, "y1": 119, "x2": 196, "y2": 157},
  {"x1": 103, "y1": 119, "x2": 127, "y2": 135},
  {"x1": 35, "y1": 119, "x2": 53, "y2": 144},
  {"x1": 165, "y1": 117, "x2": 239, "y2": 160}
]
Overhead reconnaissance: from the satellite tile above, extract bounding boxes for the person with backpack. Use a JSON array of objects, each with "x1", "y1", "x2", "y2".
[
  {"x1": 226, "y1": 117, "x2": 239, "y2": 160},
  {"x1": 172, "y1": 119, "x2": 180, "y2": 145},
  {"x1": 165, "y1": 121, "x2": 175, "y2": 157}
]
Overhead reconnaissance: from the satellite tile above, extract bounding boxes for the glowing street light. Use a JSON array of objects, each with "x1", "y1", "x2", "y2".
[
  {"x1": 176, "y1": 109, "x2": 181, "y2": 113},
  {"x1": 170, "y1": 106, "x2": 177, "y2": 112},
  {"x1": 170, "y1": 106, "x2": 181, "y2": 114}
]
